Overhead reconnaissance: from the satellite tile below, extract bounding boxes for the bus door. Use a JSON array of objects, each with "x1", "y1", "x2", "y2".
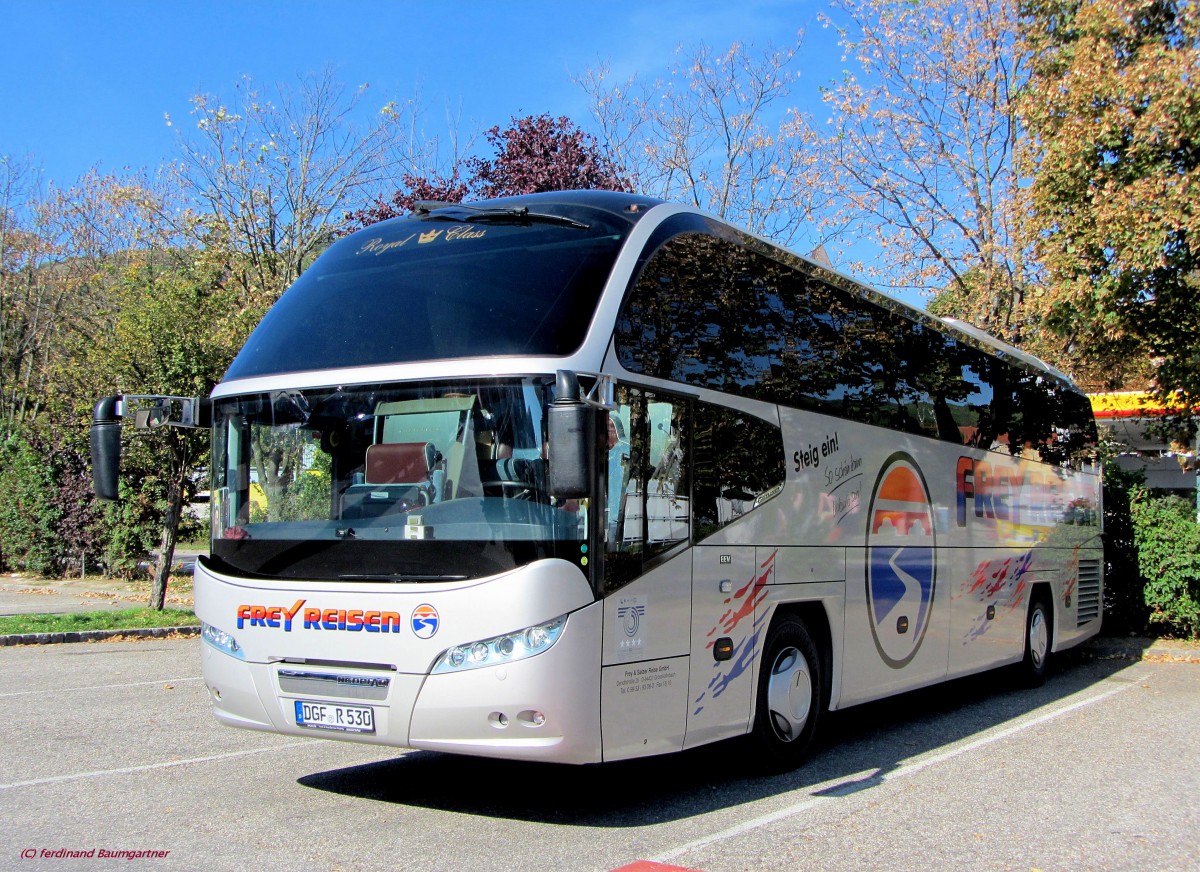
[
  {"x1": 685, "y1": 545, "x2": 759, "y2": 748},
  {"x1": 599, "y1": 389, "x2": 692, "y2": 761}
]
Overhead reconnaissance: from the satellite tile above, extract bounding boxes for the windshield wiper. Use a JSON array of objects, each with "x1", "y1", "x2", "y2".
[
  {"x1": 414, "y1": 202, "x2": 589, "y2": 230},
  {"x1": 338, "y1": 573, "x2": 470, "y2": 583}
]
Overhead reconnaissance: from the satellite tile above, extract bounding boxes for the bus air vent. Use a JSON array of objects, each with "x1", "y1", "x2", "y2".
[{"x1": 1076, "y1": 560, "x2": 1102, "y2": 627}]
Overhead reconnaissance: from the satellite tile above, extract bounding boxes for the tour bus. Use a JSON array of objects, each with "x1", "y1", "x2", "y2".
[{"x1": 91, "y1": 190, "x2": 1102, "y2": 769}]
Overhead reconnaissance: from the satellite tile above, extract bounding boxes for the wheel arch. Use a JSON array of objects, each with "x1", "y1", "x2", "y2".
[
  {"x1": 764, "y1": 600, "x2": 834, "y2": 711},
  {"x1": 1028, "y1": 580, "x2": 1057, "y2": 651}
]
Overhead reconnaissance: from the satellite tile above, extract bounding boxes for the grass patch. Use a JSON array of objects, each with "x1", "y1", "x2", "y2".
[{"x1": 0, "y1": 607, "x2": 197, "y2": 636}]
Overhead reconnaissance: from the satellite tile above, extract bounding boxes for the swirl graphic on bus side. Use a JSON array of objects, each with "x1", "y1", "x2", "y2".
[{"x1": 866, "y1": 453, "x2": 936, "y2": 669}]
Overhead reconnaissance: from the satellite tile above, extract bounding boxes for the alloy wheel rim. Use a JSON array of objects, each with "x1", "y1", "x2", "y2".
[
  {"x1": 767, "y1": 646, "x2": 812, "y2": 742},
  {"x1": 1030, "y1": 608, "x2": 1049, "y2": 669}
]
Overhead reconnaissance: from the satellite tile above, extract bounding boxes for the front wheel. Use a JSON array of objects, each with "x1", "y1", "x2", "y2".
[
  {"x1": 1019, "y1": 595, "x2": 1053, "y2": 687},
  {"x1": 749, "y1": 614, "x2": 825, "y2": 772}
]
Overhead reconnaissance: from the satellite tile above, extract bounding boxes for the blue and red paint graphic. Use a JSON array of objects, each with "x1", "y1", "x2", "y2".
[
  {"x1": 959, "y1": 550, "x2": 1034, "y2": 642},
  {"x1": 866, "y1": 453, "x2": 936, "y2": 668},
  {"x1": 692, "y1": 550, "x2": 775, "y2": 716}
]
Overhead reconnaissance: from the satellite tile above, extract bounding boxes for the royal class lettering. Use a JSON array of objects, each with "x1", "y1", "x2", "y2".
[
  {"x1": 356, "y1": 225, "x2": 486, "y2": 256},
  {"x1": 955, "y1": 456, "x2": 1061, "y2": 527},
  {"x1": 235, "y1": 599, "x2": 404, "y2": 633},
  {"x1": 357, "y1": 235, "x2": 417, "y2": 256}
]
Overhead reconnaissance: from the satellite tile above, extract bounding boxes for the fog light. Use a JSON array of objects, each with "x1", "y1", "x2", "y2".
[{"x1": 518, "y1": 709, "x2": 546, "y2": 727}]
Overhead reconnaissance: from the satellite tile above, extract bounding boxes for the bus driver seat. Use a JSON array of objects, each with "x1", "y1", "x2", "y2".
[{"x1": 366, "y1": 441, "x2": 437, "y2": 486}]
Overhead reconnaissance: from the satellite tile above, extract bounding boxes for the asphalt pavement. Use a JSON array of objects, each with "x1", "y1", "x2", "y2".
[{"x1": 1, "y1": 636, "x2": 1197, "y2": 871}]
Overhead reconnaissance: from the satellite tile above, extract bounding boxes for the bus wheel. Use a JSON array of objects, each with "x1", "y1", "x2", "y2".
[
  {"x1": 1020, "y1": 595, "x2": 1052, "y2": 687},
  {"x1": 750, "y1": 615, "x2": 823, "y2": 771}
]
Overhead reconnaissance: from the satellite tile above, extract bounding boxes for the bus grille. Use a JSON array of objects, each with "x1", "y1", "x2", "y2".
[
  {"x1": 277, "y1": 669, "x2": 391, "y2": 701},
  {"x1": 1076, "y1": 560, "x2": 1102, "y2": 627}
]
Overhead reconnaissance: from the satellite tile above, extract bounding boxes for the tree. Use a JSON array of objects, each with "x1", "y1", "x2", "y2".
[
  {"x1": 1, "y1": 164, "x2": 175, "y2": 430},
  {"x1": 578, "y1": 39, "x2": 817, "y2": 246},
  {"x1": 470, "y1": 114, "x2": 630, "y2": 198},
  {"x1": 0, "y1": 162, "x2": 200, "y2": 582},
  {"x1": 1021, "y1": 0, "x2": 1200, "y2": 415},
  {"x1": 801, "y1": 0, "x2": 1035, "y2": 343},
  {"x1": 168, "y1": 68, "x2": 403, "y2": 311},
  {"x1": 348, "y1": 114, "x2": 628, "y2": 228},
  {"x1": 84, "y1": 254, "x2": 236, "y2": 607},
  {"x1": 0, "y1": 154, "x2": 51, "y2": 428}
]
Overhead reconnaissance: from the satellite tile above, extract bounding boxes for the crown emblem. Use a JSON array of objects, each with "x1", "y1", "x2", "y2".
[{"x1": 418, "y1": 229, "x2": 443, "y2": 244}]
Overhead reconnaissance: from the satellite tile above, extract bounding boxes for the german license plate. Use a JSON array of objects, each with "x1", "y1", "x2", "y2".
[{"x1": 294, "y1": 700, "x2": 375, "y2": 734}]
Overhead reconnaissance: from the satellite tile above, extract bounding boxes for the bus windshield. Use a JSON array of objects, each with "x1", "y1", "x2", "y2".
[
  {"x1": 223, "y1": 203, "x2": 632, "y2": 380},
  {"x1": 208, "y1": 378, "x2": 590, "y2": 582}
]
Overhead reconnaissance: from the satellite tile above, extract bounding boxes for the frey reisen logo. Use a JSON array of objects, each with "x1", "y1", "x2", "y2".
[
  {"x1": 410, "y1": 604, "x2": 440, "y2": 639},
  {"x1": 866, "y1": 452, "x2": 936, "y2": 668}
]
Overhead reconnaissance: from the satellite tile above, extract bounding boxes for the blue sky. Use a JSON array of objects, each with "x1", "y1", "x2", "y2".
[
  {"x1": 3, "y1": 1, "x2": 920, "y2": 303},
  {"x1": 2, "y1": 0, "x2": 839, "y2": 186}
]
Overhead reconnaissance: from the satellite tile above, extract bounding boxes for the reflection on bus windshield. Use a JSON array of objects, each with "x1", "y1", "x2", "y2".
[{"x1": 209, "y1": 379, "x2": 587, "y2": 580}]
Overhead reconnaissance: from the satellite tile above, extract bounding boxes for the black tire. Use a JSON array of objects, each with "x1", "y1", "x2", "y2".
[
  {"x1": 1020, "y1": 594, "x2": 1053, "y2": 687},
  {"x1": 749, "y1": 614, "x2": 825, "y2": 772}
]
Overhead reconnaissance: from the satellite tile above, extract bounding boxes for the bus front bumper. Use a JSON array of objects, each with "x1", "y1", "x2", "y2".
[{"x1": 200, "y1": 602, "x2": 603, "y2": 764}]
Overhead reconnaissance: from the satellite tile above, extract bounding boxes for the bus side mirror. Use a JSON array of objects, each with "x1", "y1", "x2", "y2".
[
  {"x1": 547, "y1": 370, "x2": 595, "y2": 499},
  {"x1": 88, "y1": 394, "x2": 212, "y2": 501},
  {"x1": 90, "y1": 395, "x2": 123, "y2": 501}
]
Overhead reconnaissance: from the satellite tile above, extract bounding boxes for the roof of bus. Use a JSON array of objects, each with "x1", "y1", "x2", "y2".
[
  {"x1": 215, "y1": 189, "x2": 1081, "y2": 395},
  {"x1": 388, "y1": 189, "x2": 669, "y2": 229},
  {"x1": 372, "y1": 192, "x2": 1072, "y2": 382}
]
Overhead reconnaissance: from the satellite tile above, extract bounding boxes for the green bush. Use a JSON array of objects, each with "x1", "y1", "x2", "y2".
[
  {"x1": 1129, "y1": 486, "x2": 1200, "y2": 639},
  {"x1": 1101, "y1": 461, "x2": 1150, "y2": 634},
  {"x1": 0, "y1": 430, "x2": 61, "y2": 574},
  {"x1": 102, "y1": 478, "x2": 163, "y2": 579}
]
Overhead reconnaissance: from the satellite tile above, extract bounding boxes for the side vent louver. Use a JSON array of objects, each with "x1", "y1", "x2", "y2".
[{"x1": 1076, "y1": 559, "x2": 1102, "y2": 627}]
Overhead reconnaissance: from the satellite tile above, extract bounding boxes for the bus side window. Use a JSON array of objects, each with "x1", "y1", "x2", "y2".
[
  {"x1": 604, "y1": 387, "x2": 690, "y2": 593},
  {"x1": 692, "y1": 403, "x2": 784, "y2": 542}
]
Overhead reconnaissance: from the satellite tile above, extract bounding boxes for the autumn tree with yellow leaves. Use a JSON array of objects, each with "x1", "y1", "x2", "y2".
[{"x1": 1021, "y1": 0, "x2": 1200, "y2": 414}]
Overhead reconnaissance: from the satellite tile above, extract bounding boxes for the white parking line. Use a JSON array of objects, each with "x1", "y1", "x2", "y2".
[
  {"x1": 0, "y1": 742, "x2": 313, "y2": 790},
  {"x1": 653, "y1": 680, "x2": 1139, "y2": 863},
  {"x1": 0, "y1": 677, "x2": 204, "y2": 698}
]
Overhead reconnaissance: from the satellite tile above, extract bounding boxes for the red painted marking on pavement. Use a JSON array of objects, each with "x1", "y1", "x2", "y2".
[{"x1": 610, "y1": 862, "x2": 704, "y2": 872}]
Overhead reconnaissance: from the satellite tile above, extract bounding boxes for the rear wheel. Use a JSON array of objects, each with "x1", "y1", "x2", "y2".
[
  {"x1": 749, "y1": 614, "x2": 824, "y2": 772},
  {"x1": 1020, "y1": 595, "x2": 1053, "y2": 687}
]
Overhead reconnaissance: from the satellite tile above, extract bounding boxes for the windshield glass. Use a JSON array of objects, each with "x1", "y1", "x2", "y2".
[
  {"x1": 209, "y1": 378, "x2": 591, "y2": 582},
  {"x1": 224, "y1": 204, "x2": 630, "y2": 380}
]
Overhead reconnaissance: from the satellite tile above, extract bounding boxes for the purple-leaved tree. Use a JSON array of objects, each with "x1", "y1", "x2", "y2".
[{"x1": 348, "y1": 114, "x2": 630, "y2": 228}]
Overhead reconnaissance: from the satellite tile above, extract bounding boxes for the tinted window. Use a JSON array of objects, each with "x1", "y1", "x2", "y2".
[
  {"x1": 615, "y1": 221, "x2": 1097, "y2": 464},
  {"x1": 226, "y1": 207, "x2": 631, "y2": 380},
  {"x1": 604, "y1": 386, "x2": 689, "y2": 592},
  {"x1": 692, "y1": 403, "x2": 784, "y2": 542},
  {"x1": 615, "y1": 230, "x2": 945, "y2": 438}
]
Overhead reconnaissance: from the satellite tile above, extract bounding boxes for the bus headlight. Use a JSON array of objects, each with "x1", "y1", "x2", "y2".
[
  {"x1": 431, "y1": 615, "x2": 567, "y2": 674},
  {"x1": 201, "y1": 622, "x2": 245, "y2": 660}
]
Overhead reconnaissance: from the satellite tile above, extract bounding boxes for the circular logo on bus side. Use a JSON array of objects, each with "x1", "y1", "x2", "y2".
[
  {"x1": 866, "y1": 453, "x2": 936, "y2": 669},
  {"x1": 410, "y1": 604, "x2": 439, "y2": 639}
]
